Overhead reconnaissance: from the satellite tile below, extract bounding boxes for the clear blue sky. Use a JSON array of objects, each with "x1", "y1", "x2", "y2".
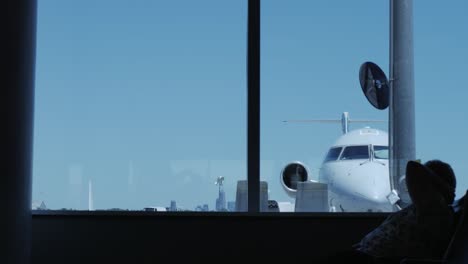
[{"x1": 33, "y1": 0, "x2": 468, "y2": 210}]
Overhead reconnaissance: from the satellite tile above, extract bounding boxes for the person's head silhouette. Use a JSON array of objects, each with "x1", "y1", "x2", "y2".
[
  {"x1": 424, "y1": 160, "x2": 456, "y2": 204},
  {"x1": 406, "y1": 159, "x2": 457, "y2": 205}
]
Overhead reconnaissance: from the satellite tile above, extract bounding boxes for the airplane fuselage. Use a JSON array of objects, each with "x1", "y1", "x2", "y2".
[{"x1": 319, "y1": 127, "x2": 392, "y2": 212}]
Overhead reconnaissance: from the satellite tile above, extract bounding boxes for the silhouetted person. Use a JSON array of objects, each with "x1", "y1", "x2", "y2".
[{"x1": 329, "y1": 159, "x2": 457, "y2": 264}]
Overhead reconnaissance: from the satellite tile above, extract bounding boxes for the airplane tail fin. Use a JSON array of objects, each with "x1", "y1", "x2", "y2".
[{"x1": 283, "y1": 112, "x2": 385, "y2": 134}]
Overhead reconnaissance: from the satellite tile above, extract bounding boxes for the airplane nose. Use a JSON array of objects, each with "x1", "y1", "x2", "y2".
[
  {"x1": 368, "y1": 192, "x2": 389, "y2": 204},
  {"x1": 351, "y1": 162, "x2": 391, "y2": 204},
  {"x1": 357, "y1": 187, "x2": 388, "y2": 203},
  {"x1": 358, "y1": 187, "x2": 390, "y2": 206}
]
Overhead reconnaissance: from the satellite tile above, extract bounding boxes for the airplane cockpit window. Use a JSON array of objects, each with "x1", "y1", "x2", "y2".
[
  {"x1": 340, "y1": 146, "x2": 369, "y2": 160},
  {"x1": 373, "y1": 146, "x2": 389, "y2": 159},
  {"x1": 323, "y1": 147, "x2": 342, "y2": 163}
]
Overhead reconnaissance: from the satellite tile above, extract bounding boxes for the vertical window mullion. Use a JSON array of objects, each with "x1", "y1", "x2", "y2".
[{"x1": 247, "y1": 0, "x2": 260, "y2": 213}]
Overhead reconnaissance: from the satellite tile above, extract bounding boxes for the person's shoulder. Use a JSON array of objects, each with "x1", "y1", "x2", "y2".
[
  {"x1": 391, "y1": 204, "x2": 417, "y2": 218},
  {"x1": 419, "y1": 199, "x2": 452, "y2": 214},
  {"x1": 417, "y1": 202, "x2": 454, "y2": 229}
]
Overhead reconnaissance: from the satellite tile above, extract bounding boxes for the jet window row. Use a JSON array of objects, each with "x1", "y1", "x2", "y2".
[{"x1": 324, "y1": 145, "x2": 388, "y2": 162}]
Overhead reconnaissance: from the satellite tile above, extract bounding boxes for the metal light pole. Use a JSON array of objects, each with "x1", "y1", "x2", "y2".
[{"x1": 389, "y1": 0, "x2": 415, "y2": 208}]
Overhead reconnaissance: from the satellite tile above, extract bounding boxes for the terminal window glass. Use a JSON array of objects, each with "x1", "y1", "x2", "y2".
[{"x1": 33, "y1": 1, "x2": 247, "y2": 212}]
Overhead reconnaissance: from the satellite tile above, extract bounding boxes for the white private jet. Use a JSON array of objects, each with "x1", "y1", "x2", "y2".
[{"x1": 280, "y1": 112, "x2": 394, "y2": 212}]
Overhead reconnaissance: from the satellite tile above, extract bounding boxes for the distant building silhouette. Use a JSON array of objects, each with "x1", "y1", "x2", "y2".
[
  {"x1": 88, "y1": 179, "x2": 94, "y2": 211},
  {"x1": 215, "y1": 176, "x2": 226, "y2": 211},
  {"x1": 169, "y1": 200, "x2": 177, "y2": 211},
  {"x1": 32, "y1": 201, "x2": 47, "y2": 210},
  {"x1": 227, "y1": 201, "x2": 235, "y2": 212},
  {"x1": 216, "y1": 192, "x2": 226, "y2": 211}
]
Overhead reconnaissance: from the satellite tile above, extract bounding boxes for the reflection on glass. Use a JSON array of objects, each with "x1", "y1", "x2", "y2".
[
  {"x1": 260, "y1": 1, "x2": 390, "y2": 213},
  {"x1": 33, "y1": 1, "x2": 247, "y2": 211}
]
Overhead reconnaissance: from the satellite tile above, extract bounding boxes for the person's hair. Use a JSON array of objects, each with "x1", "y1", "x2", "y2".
[{"x1": 424, "y1": 159, "x2": 456, "y2": 203}]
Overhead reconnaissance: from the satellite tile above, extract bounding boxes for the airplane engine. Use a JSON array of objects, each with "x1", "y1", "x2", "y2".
[{"x1": 280, "y1": 162, "x2": 309, "y2": 198}]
